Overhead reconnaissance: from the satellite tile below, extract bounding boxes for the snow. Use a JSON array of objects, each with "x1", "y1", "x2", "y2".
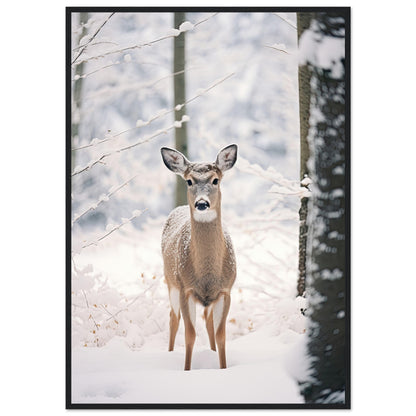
[
  {"x1": 298, "y1": 19, "x2": 345, "y2": 79},
  {"x1": 70, "y1": 11, "x2": 310, "y2": 406},
  {"x1": 72, "y1": 324, "x2": 306, "y2": 404},
  {"x1": 179, "y1": 21, "x2": 195, "y2": 33},
  {"x1": 72, "y1": 208, "x2": 308, "y2": 404},
  {"x1": 301, "y1": 175, "x2": 312, "y2": 187}
]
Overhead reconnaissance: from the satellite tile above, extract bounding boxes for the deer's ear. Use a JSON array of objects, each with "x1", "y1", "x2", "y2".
[
  {"x1": 161, "y1": 147, "x2": 190, "y2": 176},
  {"x1": 215, "y1": 144, "x2": 238, "y2": 172}
]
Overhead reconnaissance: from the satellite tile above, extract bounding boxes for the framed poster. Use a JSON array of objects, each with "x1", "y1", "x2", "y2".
[{"x1": 67, "y1": 6, "x2": 350, "y2": 409}]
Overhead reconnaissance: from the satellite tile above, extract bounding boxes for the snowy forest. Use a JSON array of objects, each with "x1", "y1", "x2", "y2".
[{"x1": 69, "y1": 9, "x2": 348, "y2": 407}]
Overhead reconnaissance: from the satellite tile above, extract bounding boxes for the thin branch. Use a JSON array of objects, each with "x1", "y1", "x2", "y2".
[
  {"x1": 78, "y1": 65, "x2": 185, "y2": 102},
  {"x1": 264, "y1": 44, "x2": 290, "y2": 54},
  {"x1": 78, "y1": 209, "x2": 147, "y2": 252},
  {"x1": 72, "y1": 40, "x2": 118, "y2": 51},
  {"x1": 236, "y1": 155, "x2": 299, "y2": 189},
  {"x1": 194, "y1": 12, "x2": 218, "y2": 28},
  {"x1": 106, "y1": 282, "x2": 158, "y2": 321},
  {"x1": 82, "y1": 289, "x2": 90, "y2": 308},
  {"x1": 72, "y1": 71, "x2": 231, "y2": 152},
  {"x1": 186, "y1": 72, "x2": 235, "y2": 106},
  {"x1": 72, "y1": 71, "x2": 186, "y2": 151},
  {"x1": 72, "y1": 62, "x2": 120, "y2": 81},
  {"x1": 72, "y1": 12, "x2": 115, "y2": 65},
  {"x1": 71, "y1": 118, "x2": 185, "y2": 176},
  {"x1": 71, "y1": 73, "x2": 234, "y2": 176},
  {"x1": 88, "y1": 312, "x2": 100, "y2": 331},
  {"x1": 72, "y1": 13, "x2": 217, "y2": 67},
  {"x1": 100, "y1": 304, "x2": 118, "y2": 321},
  {"x1": 274, "y1": 13, "x2": 297, "y2": 30},
  {"x1": 268, "y1": 189, "x2": 305, "y2": 196},
  {"x1": 72, "y1": 173, "x2": 139, "y2": 225}
]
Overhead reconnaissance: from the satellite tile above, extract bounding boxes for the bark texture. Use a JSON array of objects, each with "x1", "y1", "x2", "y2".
[
  {"x1": 173, "y1": 12, "x2": 189, "y2": 207},
  {"x1": 300, "y1": 11, "x2": 349, "y2": 405},
  {"x1": 296, "y1": 12, "x2": 313, "y2": 297}
]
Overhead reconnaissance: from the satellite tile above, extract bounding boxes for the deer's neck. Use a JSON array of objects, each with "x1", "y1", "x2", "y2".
[{"x1": 189, "y1": 208, "x2": 225, "y2": 274}]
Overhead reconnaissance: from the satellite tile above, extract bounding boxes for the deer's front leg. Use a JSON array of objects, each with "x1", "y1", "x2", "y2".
[
  {"x1": 213, "y1": 291, "x2": 231, "y2": 369},
  {"x1": 168, "y1": 287, "x2": 180, "y2": 351},
  {"x1": 180, "y1": 289, "x2": 196, "y2": 371},
  {"x1": 204, "y1": 306, "x2": 216, "y2": 351}
]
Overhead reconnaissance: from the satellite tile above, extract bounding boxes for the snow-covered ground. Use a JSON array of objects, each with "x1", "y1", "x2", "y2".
[
  {"x1": 72, "y1": 209, "x2": 308, "y2": 404},
  {"x1": 72, "y1": 324, "x2": 306, "y2": 404},
  {"x1": 70, "y1": 11, "x2": 309, "y2": 405}
]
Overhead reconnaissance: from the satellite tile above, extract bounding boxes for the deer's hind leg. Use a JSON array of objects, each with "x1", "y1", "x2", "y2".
[
  {"x1": 204, "y1": 306, "x2": 216, "y2": 351},
  {"x1": 168, "y1": 287, "x2": 180, "y2": 351}
]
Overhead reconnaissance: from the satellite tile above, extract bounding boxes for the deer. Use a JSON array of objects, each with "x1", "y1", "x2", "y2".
[{"x1": 160, "y1": 144, "x2": 238, "y2": 371}]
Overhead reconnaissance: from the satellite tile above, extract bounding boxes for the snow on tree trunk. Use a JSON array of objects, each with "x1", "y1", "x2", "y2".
[
  {"x1": 296, "y1": 12, "x2": 313, "y2": 297},
  {"x1": 298, "y1": 11, "x2": 349, "y2": 405},
  {"x1": 173, "y1": 12, "x2": 188, "y2": 207}
]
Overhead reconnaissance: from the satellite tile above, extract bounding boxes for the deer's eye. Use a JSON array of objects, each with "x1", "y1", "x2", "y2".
[
  {"x1": 212, "y1": 178, "x2": 219, "y2": 185},
  {"x1": 187, "y1": 179, "x2": 192, "y2": 186}
]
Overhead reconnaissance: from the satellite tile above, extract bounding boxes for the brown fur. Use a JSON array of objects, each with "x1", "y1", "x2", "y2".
[{"x1": 161, "y1": 145, "x2": 237, "y2": 370}]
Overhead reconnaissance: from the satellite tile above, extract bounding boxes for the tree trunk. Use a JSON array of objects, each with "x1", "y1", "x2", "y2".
[
  {"x1": 71, "y1": 12, "x2": 89, "y2": 172},
  {"x1": 296, "y1": 12, "x2": 313, "y2": 297},
  {"x1": 173, "y1": 12, "x2": 188, "y2": 207},
  {"x1": 299, "y1": 11, "x2": 349, "y2": 405}
]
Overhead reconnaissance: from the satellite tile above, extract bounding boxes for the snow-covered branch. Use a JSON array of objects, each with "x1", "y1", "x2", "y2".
[
  {"x1": 72, "y1": 12, "x2": 115, "y2": 65},
  {"x1": 106, "y1": 281, "x2": 159, "y2": 322},
  {"x1": 73, "y1": 209, "x2": 147, "y2": 253},
  {"x1": 72, "y1": 174, "x2": 139, "y2": 225},
  {"x1": 237, "y1": 156, "x2": 300, "y2": 191},
  {"x1": 72, "y1": 40, "x2": 118, "y2": 51},
  {"x1": 274, "y1": 13, "x2": 297, "y2": 30},
  {"x1": 71, "y1": 115, "x2": 189, "y2": 176},
  {"x1": 73, "y1": 72, "x2": 233, "y2": 153},
  {"x1": 72, "y1": 13, "x2": 217, "y2": 67},
  {"x1": 264, "y1": 43, "x2": 290, "y2": 54}
]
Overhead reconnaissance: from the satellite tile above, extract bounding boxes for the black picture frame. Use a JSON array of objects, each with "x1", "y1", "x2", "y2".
[{"x1": 66, "y1": 6, "x2": 350, "y2": 409}]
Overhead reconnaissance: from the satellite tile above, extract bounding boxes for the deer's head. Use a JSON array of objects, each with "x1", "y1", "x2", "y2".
[{"x1": 161, "y1": 144, "x2": 238, "y2": 222}]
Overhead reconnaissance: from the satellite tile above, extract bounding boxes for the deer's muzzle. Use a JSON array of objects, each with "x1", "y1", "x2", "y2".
[{"x1": 195, "y1": 199, "x2": 210, "y2": 211}]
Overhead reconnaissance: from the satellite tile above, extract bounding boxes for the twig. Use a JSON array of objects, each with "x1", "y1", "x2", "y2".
[
  {"x1": 71, "y1": 73, "x2": 234, "y2": 176},
  {"x1": 274, "y1": 13, "x2": 297, "y2": 30},
  {"x1": 100, "y1": 304, "x2": 118, "y2": 321},
  {"x1": 72, "y1": 62, "x2": 120, "y2": 81},
  {"x1": 89, "y1": 312, "x2": 100, "y2": 331},
  {"x1": 81, "y1": 290, "x2": 90, "y2": 308},
  {"x1": 106, "y1": 282, "x2": 158, "y2": 321},
  {"x1": 79, "y1": 209, "x2": 147, "y2": 251},
  {"x1": 264, "y1": 44, "x2": 290, "y2": 54},
  {"x1": 72, "y1": 71, "x2": 232, "y2": 152},
  {"x1": 72, "y1": 40, "x2": 118, "y2": 51},
  {"x1": 72, "y1": 12, "x2": 115, "y2": 64},
  {"x1": 194, "y1": 12, "x2": 218, "y2": 28},
  {"x1": 72, "y1": 13, "x2": 216, "y2": 67},
  {"x1": 71, "y1": 118, "x2": 185, "y2": 176},
  {"x1": 72, "y1": 173, "x2": 139, "y2": 225}
]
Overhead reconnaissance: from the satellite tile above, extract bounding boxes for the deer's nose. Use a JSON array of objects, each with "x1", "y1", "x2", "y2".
[{"x1": 195, "y1": 200, "x2": 210, "y2": 211}]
